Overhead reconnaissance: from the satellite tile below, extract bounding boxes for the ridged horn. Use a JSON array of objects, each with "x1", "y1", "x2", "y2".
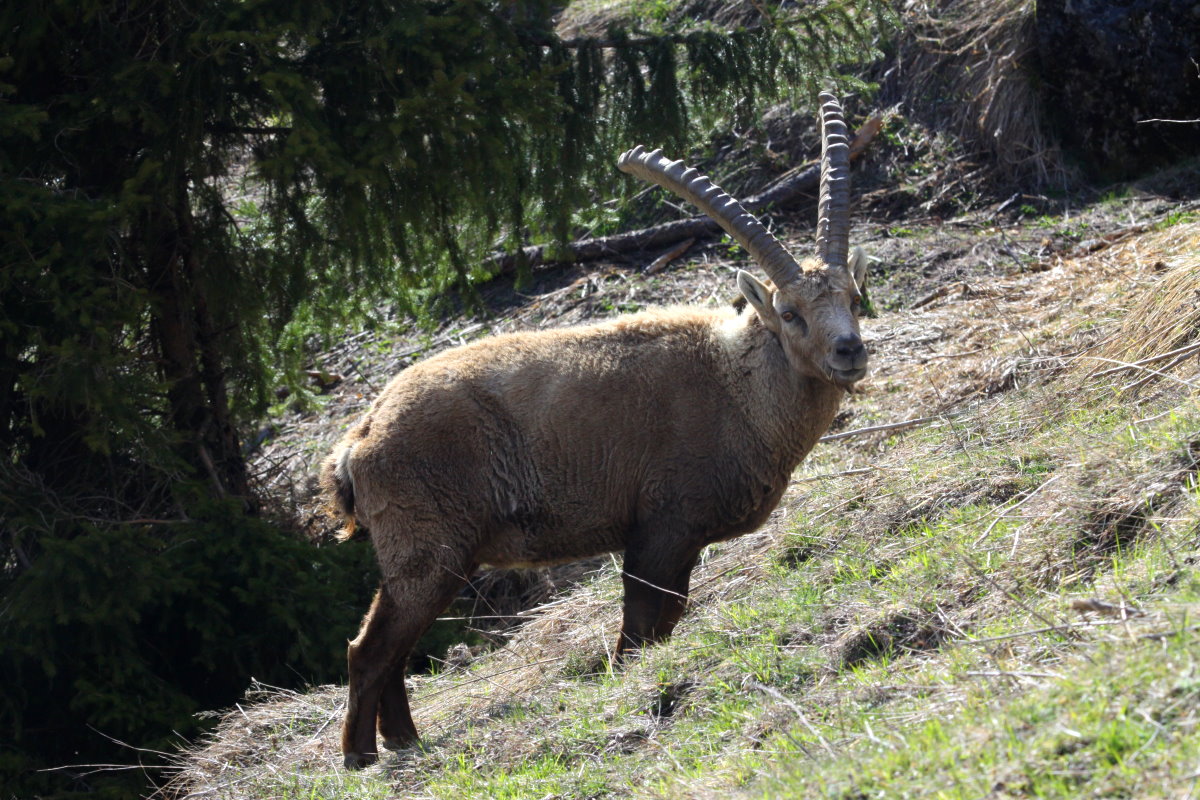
[
  {"x1": 816, "y1": 91, "x2": 851, "y2": 270},
  {"x1": 617, "y1": 145, "x2": 802, "y2": 287}
]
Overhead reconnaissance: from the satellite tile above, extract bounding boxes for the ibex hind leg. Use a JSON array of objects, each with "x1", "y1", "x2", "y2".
[
  {"x1": 377, "y1": 663, "x2": 416, "y2": 751},
  {"x1": 374, "y1": 556, "x2": 471, "y2": 752},
  {"x1": 614, "y1": 539, "x2": 701, "y2": 660},
  {"x1": 343, "y1": 587, "x2": 418, "y2": 769},
  {"x1": 342, "y1": 556, "x2": 471, "y2": 769},
  {"x1": 343, "y1": 589, "x2": 396, "y2": 769}
]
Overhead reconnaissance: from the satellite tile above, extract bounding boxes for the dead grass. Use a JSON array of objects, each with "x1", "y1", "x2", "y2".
[
  {"x1": 881, "y1": 0, "x2": 1066, "y2": 188},
  {"x1": 168, "y1": 200, "x2": 1200, "y2": 798},
  {"x1": 1080, "y1": 254, "x2": 1200, "y2": 399},
  {"x1": 862, "y1": 220, "x2": 1200, "y2": 424}
]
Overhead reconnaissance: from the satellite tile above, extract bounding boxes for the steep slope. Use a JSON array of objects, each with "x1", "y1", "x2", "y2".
[{"x1": 168, "y1": 194, "x2": 1200, "y2": 797}]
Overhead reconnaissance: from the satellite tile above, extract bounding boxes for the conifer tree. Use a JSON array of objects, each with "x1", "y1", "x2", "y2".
[{"x1": 0, "y1": 0, "x2": 886, "y2": 793}]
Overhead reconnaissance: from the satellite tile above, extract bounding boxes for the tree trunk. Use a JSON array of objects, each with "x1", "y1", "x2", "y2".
[
  {"x1": 145, "y1": 180, "x2": 250, "y2": 502},
  {"x1": 175, "y1": 177, "x2": 250, "y2": 500}
]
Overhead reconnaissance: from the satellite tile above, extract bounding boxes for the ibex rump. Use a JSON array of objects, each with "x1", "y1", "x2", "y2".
[{"x1": 323, "y1": 93, "x2": 869, "y2": 769}]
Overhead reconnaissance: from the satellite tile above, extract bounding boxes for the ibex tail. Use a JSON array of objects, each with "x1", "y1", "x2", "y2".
[{"x1": 320, "y1": 444, "x2": 361, "y2": 542}]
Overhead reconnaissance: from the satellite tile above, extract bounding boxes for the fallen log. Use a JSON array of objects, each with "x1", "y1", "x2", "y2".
[
  {"x1": 645, "y1": 237, "x2": 697, "y2": 275},
  {"x1": 488, "y1": 115, "x2": 883, "y2": 274}
]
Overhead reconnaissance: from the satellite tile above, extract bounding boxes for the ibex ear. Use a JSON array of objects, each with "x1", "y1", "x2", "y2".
[
  {"x1": 849, "y1": 246, "x2": 868, "y2": 291},
  {"x1": 736, "y1": 270, "x2": 779, "y2": 330}
]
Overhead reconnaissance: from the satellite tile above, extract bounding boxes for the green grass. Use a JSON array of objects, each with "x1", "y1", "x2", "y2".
[
  {"x1": 757, "y1": 623, "x2": 1200, "y2": 799},
  {"x1": 390, "y1": 378, "x2": 1196, "y2": 799},
  {"x1": 1156, "y1": 209, "x2": 1200, "y2": 230},
  {"x1": 173, "y1": 253, "x2": 1200, "y2": 799}
]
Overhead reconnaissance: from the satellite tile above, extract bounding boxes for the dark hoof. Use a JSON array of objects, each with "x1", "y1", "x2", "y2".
[
  {"x1": 381, "y1": 734, "x2": 418, "y2": 752},
  {"x1": 343, "y1": 751, "x2": 378, "y2": 770}
]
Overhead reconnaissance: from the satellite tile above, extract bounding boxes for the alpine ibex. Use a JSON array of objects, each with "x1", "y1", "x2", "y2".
[{"x1": 323, "y1": 93, "x2": 869, "y2": 769}]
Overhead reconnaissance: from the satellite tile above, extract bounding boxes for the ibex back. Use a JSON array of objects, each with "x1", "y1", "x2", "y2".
[{"x1": 323, "y1": 93, "x2": 869, "y2": 769}]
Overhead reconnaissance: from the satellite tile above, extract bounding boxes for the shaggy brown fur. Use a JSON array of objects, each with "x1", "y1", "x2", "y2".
[{"x1": 323, "y1": 252, "x2": 868, "y2": 768}]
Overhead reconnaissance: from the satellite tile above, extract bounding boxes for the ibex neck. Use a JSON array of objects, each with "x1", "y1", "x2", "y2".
[{"x1": 724, "y1": 313, "x2": 845, "y2": 465}]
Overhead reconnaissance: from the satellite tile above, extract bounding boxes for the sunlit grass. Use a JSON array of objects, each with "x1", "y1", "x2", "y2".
[{"x1": 170, "y1": 215, "x2": 1200, "y2": 799}]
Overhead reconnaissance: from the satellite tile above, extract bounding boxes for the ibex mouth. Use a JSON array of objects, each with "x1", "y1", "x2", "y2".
[{"x1": 830, "y1": 366, "x2": 868, "y2": 387}]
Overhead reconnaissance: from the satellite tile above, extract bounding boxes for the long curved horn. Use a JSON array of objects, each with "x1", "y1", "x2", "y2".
[
  {"x1": 617, "y1": 146, "x2": 802, "y2": 287},
  {"x1": 816, "y1": 91, "x2": 851, "y2": 270}
]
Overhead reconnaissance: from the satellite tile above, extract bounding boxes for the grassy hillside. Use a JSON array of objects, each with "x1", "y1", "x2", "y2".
[{"x1": 167, "y1": 192, "x2": 1200, "y2": 797}]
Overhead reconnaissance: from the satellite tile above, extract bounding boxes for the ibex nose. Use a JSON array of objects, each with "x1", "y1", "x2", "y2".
[{"x1": 834, "y1": 334, "x2": 867, "y2": 368}]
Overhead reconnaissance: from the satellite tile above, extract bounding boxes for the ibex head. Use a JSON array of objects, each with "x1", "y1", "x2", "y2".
[{"x1": 618, "y1": 92, "x2": 868, "y2": 388}]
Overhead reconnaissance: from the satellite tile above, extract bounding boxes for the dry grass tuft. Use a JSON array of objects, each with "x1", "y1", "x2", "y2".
[
  {"x1": 833, "y1": 607, "x2": 949, "y2": 667},
  {"x1": 882, "y1": 0, "x2": 1065, "y2": 187},
  {"x1": 166, "y1": 682, "x2": 348, "y2": 797},
  {"x1": 1077, "y1": 231, "x2": 1200, "y2": 398},
  {"x1": 861, "y1": 220, "x2": 1200, "y2": 430},
  {"x1": 554, "y1": 0, "x2": 633, "y2": 38}
]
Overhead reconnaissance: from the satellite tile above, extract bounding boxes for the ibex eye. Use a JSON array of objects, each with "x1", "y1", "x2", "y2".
[{"x1": 781, "y1": 310, "x2": 808, "y2": 334}]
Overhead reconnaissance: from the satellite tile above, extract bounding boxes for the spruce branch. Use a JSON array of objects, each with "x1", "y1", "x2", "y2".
[{"x1": 488, "y1": 115, "x2": 883, "y2": 275}]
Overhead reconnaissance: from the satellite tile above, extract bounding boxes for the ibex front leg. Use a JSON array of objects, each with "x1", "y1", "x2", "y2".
[{"x1": 614, "y1": 536, "x2": 701, "y2": 660}]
